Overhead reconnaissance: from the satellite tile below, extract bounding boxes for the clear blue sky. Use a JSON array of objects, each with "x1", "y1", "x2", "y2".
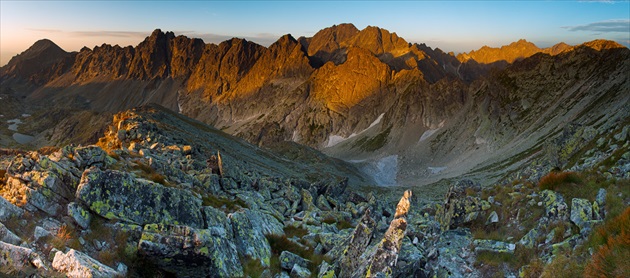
[{"x1": 1, "y1": 1, "x2": 629, "y2": 65}]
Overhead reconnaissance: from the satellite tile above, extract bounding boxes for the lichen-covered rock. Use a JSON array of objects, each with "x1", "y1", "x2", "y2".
[
  {"x1": 202, "y1": 206, "x2": 233, "y2": 237},
  {"x1": 237, "y1": 208, "x2": 284, "y2": 237},
  {"x1": 0, "y1": 222, "x2": 21, "y2": 245},
  {"x1": 317, "y1": 195, "x2": 333, "y2": 211},
  {"x1": 230, "y1": 209, "x2": 273, "y2": 266},
  {"x1": 550, "y1": 234, "x2": 581, "y2": 257},
  {"x1": 318, "y1": 261, "x2": 336, "y2": 278},
  {"x1": 0, "y1": 241, "x2": 47, "y2": 275},
  {"x1": 67, "y1": 202, "x2": 92, "y2": 229},
  {"x1": 473, "y1": 239, "x2": 516, "y2": 254},
  {"x1": 395, "y1": 237, "x2": 427, "y2": 278},
  {"x1": 52, "y1": 249, "x2": 119, "y2": 278},
  {"x1": 280, "y1": 251, "x2": 310, "y2": 270},
  {"x1": 486, "y1": 211, "x2": 499, "y2": 225},
  {"x1": 593, "y1": 188, "x2": 607, "y2": 220},
  {"x1": 4, "y1": 154, "x2": 80, "y2": 216},
  {"x1": 137, "y1": 224, "x2": 243, "y2": 277},
  {"x1": 363, "y1": 190, "x2": 412, "y2": 277},
  {"x1": 236, "y1": 191, "x2": 284, "y2": 220},
  {"x1": 520, "y1": 227, "x2": 541, "y2": 248},
  {"x1": 570, "y1": 198, "x2": 593, "y2": 231},
  {"x1": 76, "y1": 168, "x2": 203, "y2": 228},
  {"x1": 426, "y1": 228, "x2": 478, "y2": 278},
  {"x1": 337, "y1": 209, "x2": 376, "y2": 278},
  {"x1": 0, "y1": 196, "x2": 23, "y2": 221},
  {"x1": 290, "y1": 264, "x2": 312, "y2": 278},
  {"x1": 436, "y1": 182, "x2": 484, "y2": 231},
  {"x1": 541, "y1": 190, "x2": 569, "y2": 220},
  {"x1": 34, "y1": 226, "x2": 52, "y2": 242},
  {"x1": 301, "y1": 189, "x2": 317, "y2": 211},
  {"x1": 365, "y1": 218, "x2": 407, "y2": 277},
  {"x1": 72, "y1": 145, "x2": 107, "y2": 169},
  {"x1": 318, "y1": 232, "x2": 349, "y2": 253}
]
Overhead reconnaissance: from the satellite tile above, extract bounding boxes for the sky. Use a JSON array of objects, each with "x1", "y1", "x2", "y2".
[{"x1": 1, "y1": 1, "x2": 629, "y2": 66}]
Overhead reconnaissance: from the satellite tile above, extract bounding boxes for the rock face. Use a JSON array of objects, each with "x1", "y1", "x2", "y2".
[{"x1": 76, "y1": 167, "x2": 204, "y2": 228}]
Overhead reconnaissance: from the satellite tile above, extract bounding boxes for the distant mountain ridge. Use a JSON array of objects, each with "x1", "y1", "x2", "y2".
[{"x1": 1, "y1": 23, "x2": 628, "y2": 187}]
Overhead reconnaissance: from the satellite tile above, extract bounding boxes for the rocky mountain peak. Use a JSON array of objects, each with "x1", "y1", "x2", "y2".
[
  {"x1": 343, "y1": 25, "x2": 410, "y2": 56},
  {"x1": 307, "y1": 23, "x2": 360, "y2": 65},
  {"x1": 457, "y1": 39, "x2": 542, "y2": 64},
  {"x1": 0, "y1": 38, "x2": 71, "y2": 85},
  {"x1": 582, "y1": 39, "x2": 627, "y2": 51}
]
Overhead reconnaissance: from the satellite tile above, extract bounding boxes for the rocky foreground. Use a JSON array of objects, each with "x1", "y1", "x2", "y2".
[{"x1": 0, "y1": 105, "x2": 628, "y2": 277}]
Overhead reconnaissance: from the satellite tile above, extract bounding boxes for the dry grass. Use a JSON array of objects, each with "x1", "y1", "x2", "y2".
[
  {"x1": 266, "y1": 234, "x2": 328, "y2": 275},
  {"x1": 542, "y1": 254, "x2": 585, "y2": 278},
  {"x1": 38, "y1": 146, "x2": 60, "y2": 156},
  {"x1": 284, "y1": 226, "x2": 308, "y2": 238},
  {"x1": 538, "y1": 171, "x2": 582, "y2": 191},
  {"x1": 131, "y1": 159, "x2": 170, "y2": 186},
  {"x1": 584, "y1": 207, "x2": 630, "y2": 278},
  {"x1": 50, "y1": 224, "x2": 77, "y2": 249}
]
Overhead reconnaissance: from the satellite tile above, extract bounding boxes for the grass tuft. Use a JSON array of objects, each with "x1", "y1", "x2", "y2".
[{"x1": 201, "y1": 195, "x2": 248, "y2": 212}]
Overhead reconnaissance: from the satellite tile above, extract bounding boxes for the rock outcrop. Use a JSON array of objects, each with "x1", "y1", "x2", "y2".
[
  {"x1": 138, "y1": 224, "x2": 243, "y2": 277},
  {"x1": 52, "y1": 249, "x2": 120, "y2": 278},
  {"x1": 76, "y1": 168, "x2": 204, "y2": 228}
]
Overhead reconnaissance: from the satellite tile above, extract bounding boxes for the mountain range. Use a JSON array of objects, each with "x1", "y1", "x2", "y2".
[
  {"x1": 1, "y1": 23, "x2": 629, "y2": 190},
  {"x1": 1, "y1": 23, "x2": 629, "y2": 277}
]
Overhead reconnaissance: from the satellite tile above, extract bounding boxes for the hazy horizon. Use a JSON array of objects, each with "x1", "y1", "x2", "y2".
[{"x1": 1, "y1": 1, "x2": 629, "y2": 66}]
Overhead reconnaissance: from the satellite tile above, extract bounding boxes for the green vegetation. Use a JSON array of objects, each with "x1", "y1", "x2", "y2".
[{"x1": 352, "y1": 126, "x2": 391, "y2": 152}]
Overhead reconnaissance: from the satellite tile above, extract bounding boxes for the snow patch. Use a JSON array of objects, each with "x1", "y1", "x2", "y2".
[
  {"x1": 325, "y1": 113, "x2": 384, "y2": 147},
  {"x1": 356, "y1": 155, "x2": 398, "y2": 186},
  {"x1": 21, "y1": 114, "x2": 30, "y2": 118},
  {"x1": 292, "y1": 130, "x2": 301, "y2": 142},
  {"x1": 419, "y1": 129, "x2": 439, "y2": 142},
  {"x1": 7, "y1": 119, "x2": 22, "y2": 131},
  {"x1": 475, "y1": 137, "x2": 487, "y2": 145},
  {"x1": 368, "y1": 113, "x2": 385, "y2": 129}
]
